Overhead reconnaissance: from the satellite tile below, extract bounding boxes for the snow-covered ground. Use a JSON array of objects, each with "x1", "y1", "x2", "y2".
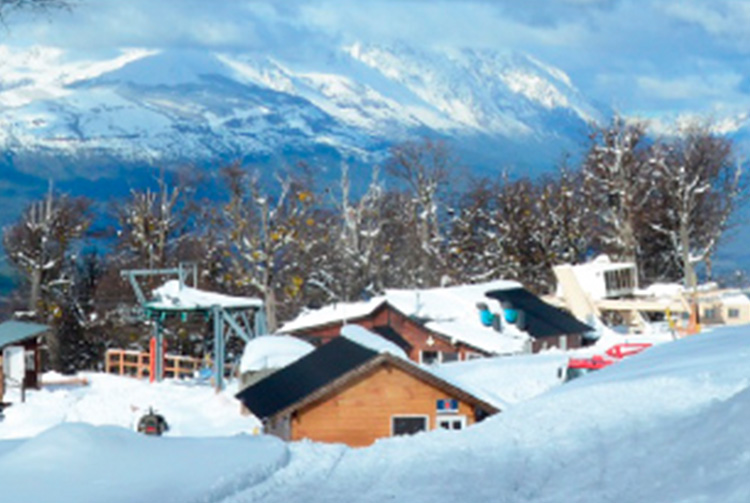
[
  {"x1": 0, "y1": 373, "x2": 260, "y2": 439},
  {"x1": 2, "y1": 325, "x2": 750, "y2": 502}
]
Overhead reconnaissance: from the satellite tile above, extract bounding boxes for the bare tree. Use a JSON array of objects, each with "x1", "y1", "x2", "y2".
[
  {"x1": 447, "y1": 177, "x2": 507, "y2": 283},
  {"x1": 651, "y1": 124, "x2": 742, "y2": 290},
  {"x1": 583, "y1": 116, "x2": 657, "y2": 277},
  {"x1": 316, "y1": 163, "x2": 387, "y2": 302},
  {"x1": 116, "y1": 173, "x2": 185, "y2": 269},
  {"x1": 3, "y1": 183, "x2": 90, "y2": 315},
  {"x1": 221, "y1": 164, "x2": 318, "y2": 332},
  {"x1": 385, "y1": 138, "x2": 452, "y2": 286}
]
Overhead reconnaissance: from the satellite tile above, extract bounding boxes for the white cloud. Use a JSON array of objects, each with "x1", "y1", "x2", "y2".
[
  {"x1": 637, "y1": 73, "x2": 742, "y2": 101},
  {"x1": 660, "y1": 1, "x2": 750, "y2": 52}
]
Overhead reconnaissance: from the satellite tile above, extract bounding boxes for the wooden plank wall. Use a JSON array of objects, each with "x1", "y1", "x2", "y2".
[{"x1": 290, "y1": 362, "x2": 476, "y2": 447}]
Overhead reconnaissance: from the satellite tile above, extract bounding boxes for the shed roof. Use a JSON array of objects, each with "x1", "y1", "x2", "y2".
[
  {"x1": 485, "y1": 287, "x2": 592, "y2": 338},
  {"x1": 236, "y1": 337, "x2": 377, "y2": 419},
  {"x1": 236, "y1": 337, "x2": 500, "y2": 420},
  {"x1": 0, "y1": 321, "x2": 48, "y2": 348}
]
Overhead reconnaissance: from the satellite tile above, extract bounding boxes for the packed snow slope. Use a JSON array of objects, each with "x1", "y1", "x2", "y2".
[
  {"x1": 1, "y1": 325, "x2": 749, "y2": 502},
  {"x1": 229, "y1": 326, "x2": 750, "y2": 503}
]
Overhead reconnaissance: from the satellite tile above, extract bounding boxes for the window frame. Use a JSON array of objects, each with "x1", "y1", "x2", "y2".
[{"x1": 391, "y1": 414, "x2": 430, "y2": 437}]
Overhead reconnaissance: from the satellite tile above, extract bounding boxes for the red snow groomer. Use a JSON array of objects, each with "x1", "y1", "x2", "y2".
[{"x1": 563, "y1": 343, "x2": 652, "y2": 382}]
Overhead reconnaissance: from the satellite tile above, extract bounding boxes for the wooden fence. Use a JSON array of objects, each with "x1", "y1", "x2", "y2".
[{"x1": 104, "y1": 349, "x2": 204, "y2": 380}]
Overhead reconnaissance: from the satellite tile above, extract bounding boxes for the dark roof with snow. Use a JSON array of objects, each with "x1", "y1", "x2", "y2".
[
  {"x1": 485, "y1": 287, "x2": 592, "y2": 338},
  {"x1": 0, "y1": 321, "x2": 48, "y2": 348},
  {"x1": 371, "y1": 325, "x2": 413, "y2": 353},
  {"x1": 236, "y1": 337, "x2": 378, "y2": 419},
  {"x1": 236, "y1": 336, "x2": 500, "y2": 420}
]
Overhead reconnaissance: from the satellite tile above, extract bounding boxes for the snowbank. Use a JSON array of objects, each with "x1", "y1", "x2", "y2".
[
  {"x1": 4, "y1": 326, "x2": 750, "y2": 502},
  {"x1": 0, "y1": 423, "x2": 287, "y2": 503},
  {"x1": 230, "y1": 325, "x2": 750, "y2": 503},
  {"x1": 433, "y1": 352, "x2": 568, "y2": 408},
  {"x1": 0, "y1": 372, "x2": 260, "y2": 439}
]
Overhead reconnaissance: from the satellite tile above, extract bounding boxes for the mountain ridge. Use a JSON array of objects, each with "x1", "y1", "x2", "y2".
[{"x1": 0, "y1": 41, "x2": 605, "y2": 181}]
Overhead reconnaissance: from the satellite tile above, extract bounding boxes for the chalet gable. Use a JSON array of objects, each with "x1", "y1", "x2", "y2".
[{"x1": 235, "y1": 337, "x2": 500, "y2": 423}]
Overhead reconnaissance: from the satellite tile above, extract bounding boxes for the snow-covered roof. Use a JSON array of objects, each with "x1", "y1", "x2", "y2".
[
  {"x1": 280, "y1": 280, "x2": 530, "y2": 355},
  {"x1": 341, "y1": 324, "x2": 408, "y2": 359},
  {"x1": 280, "y1": 298, "x2": 386, "y2": 332},
  {"x1": 425, "y1": 320, "x2": 527, "y2": 355},
  {"x1": 239, "y1": 335, "x2": 315, "y2": 374},
  {"x1": 636, "y1": 282, "x2": 684, "y2": 298},
  {"x1": 718, "y1": 293, "x2": 750, "y2": 306},
  {"x1": 590, "y1": 254, "x2": 635, "y2": 270},
  {"x1": 147, "y1": 280, "x2": 263, "y2": 311}
]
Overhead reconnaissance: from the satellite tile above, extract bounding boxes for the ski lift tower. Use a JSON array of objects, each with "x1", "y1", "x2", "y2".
[{"x1": 121, "y1": 264, "x2": 266, "y2": 390}]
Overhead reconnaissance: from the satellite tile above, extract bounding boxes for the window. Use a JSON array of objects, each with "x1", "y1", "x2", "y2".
[
  {"x1": 729, "y1": 308, "x2": 740, "y2": 319},
  {"x1": 421, "y1": 351, "x2": 459, "y2": 365},
  {"x1": 704, "y1": 308, "x2": 718, "y2": 320},
  {"x1": 392, "y1": 416, "x2": 428, "y2": 436},
  {"x1": 437, "y1": 416, "x2": 466, "y2": 431},
  {"x1": 604, "y1": 268, "x2": 635, "y2": 296},
  {"x1": 420, "y1": 351, "x2": 439, "y2": 365},
  {"x1": 441, "y1": 352, "x2": 459, "y2": 363}
]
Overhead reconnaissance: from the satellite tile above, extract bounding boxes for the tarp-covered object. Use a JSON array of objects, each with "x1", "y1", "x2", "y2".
[{"x1": 485, "y1": 288, "x2": 592, "y2": 338}]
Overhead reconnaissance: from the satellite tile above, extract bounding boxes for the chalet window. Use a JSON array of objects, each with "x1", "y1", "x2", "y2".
[
  {"x1": 704, "y1": 308, "x2": 718, "y2": 320},
  {"x1": 729, "y1": 308, "x2": 740, "y2": 319},
  {"x1": 392, "y1": 416, "x2": 428, "y2": 436},
  {"x1": 421, "y1": 351, "x2": 439, "y2": 365},
  {"x1": 437, "y1": 415, "x2": 466, "y2": 431},
  {"x1": 441, "y1": 352, "x2": 459, "y2": 363},
  {"x1": 421, "y1": 351, "x2": 459, "y2": 365}
]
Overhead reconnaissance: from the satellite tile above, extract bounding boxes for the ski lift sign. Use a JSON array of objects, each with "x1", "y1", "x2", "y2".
[{"x1": 436, "y1": 398, "x2": 458, "y2": 414}]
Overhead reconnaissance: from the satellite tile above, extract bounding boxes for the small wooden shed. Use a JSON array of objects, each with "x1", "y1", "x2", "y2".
[
  {"x1": 235, "y1": 337, "x2": 500, "y2": 447},
  {"x1": 0, "y1": 321, "x2": 47, "y2": 401}
]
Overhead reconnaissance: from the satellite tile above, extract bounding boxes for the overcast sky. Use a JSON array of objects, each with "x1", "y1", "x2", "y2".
[{"x1": 5, "y1": 0, "x2": 750, "y2": 121}]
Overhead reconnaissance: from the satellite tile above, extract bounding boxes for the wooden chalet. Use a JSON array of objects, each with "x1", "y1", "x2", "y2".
[
  {"x1": 284, "y1": 300, "x2": 491, "y2": 364},
  {"x1": 283, "y1": 285, "x2": 592, "y2": 362},
  {"x1": 0, "y1": 321, "x2": 47, "y2": 402},
  {"x1": 235, "y1": 337, "x2": 500, "y2": 447}
]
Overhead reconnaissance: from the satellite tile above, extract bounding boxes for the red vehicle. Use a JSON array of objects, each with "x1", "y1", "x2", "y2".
[{"x1": 563, "y1": 343, "x2": 652, "y2": 381}]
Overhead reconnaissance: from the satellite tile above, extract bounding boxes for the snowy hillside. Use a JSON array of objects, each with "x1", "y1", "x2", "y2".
[
  {"x1": 0, "y1": 41, "x2": 603, "y2": 181},
  {"x1": 2, "y1": 326, "x2": 750, "y2": 502}
]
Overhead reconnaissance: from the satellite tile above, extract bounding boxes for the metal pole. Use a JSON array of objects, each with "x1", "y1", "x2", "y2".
[
  {"x1": 213, "y1": 305, "x2": 224, "y2": 391},
  {"x1": 154, "y1": 319, "x2": 164, "y2": 382}
]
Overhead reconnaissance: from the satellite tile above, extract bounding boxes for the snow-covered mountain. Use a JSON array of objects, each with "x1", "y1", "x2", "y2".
[{"x1": 0, "y1": 41, "x2": 604, "y2": 183}]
